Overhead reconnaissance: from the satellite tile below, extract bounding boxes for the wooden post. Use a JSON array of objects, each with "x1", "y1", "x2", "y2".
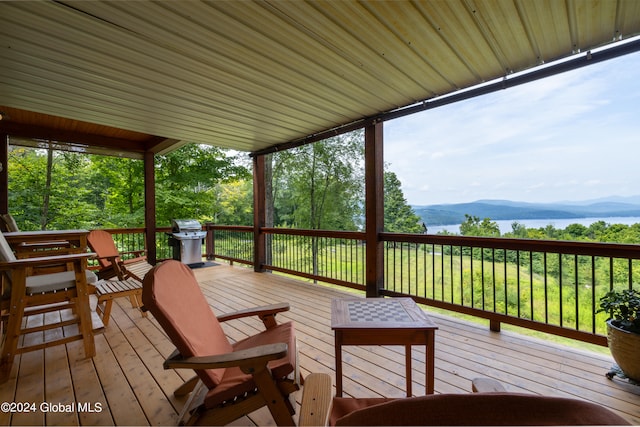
[
  {"x1": 0, "y1": 134, "x2": 8, "y2": 214},
  {"x1": 205, "y1": 223, "x2": 215, "y2": 260},
  {"x1": 144, "y1": 151, "x2": 157, "y2": 265},
  {"x1": 365, "y1": 120, "x2": 384, "y2": 297},
  {"x1": 253, "y1": 155, "x2": 266, "y2": 272}
]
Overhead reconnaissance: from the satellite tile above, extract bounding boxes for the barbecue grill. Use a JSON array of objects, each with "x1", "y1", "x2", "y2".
[{"x1": 168, "y1": 219, "x2": 206, "y2": 267}]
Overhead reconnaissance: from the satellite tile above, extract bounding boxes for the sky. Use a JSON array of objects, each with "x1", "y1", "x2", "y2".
[{"x1": 383, "y1": 43, "x2": 640, "y2": 207}]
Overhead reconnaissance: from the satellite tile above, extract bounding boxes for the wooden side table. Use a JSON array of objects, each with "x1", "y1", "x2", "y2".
[
  {"x1": 95, "y1": 278, "x2": 145, "y2": 326},
  {"x1": 331, "y1": 297, "x2": 438, "y2": 397}
]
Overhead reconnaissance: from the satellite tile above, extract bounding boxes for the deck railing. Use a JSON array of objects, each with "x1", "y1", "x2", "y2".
[
  {"x1": 381, "y1": 233, "x2": 640, "y2": 345},
  {"x1": 100, "y1": 225, "x2": 640, "y2": 346},
  {"x1": 262, "y1": 227, "x2": 367, "y2": 290}
]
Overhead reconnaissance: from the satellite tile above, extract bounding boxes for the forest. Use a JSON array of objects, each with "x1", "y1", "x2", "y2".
[{"x1": 6, "y1": 131, "x2": 423, "y2": 234}]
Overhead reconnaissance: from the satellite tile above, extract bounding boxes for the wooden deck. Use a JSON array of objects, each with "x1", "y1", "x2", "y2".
[{"x1": 1, "y1": 263, "x2": 638, "y2": 426}]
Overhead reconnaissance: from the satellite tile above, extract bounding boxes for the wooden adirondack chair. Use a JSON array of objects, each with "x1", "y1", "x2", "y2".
[
  {"x1": 298, "y1": 374, "x2": 631, "y2": 426},
  {"x1": 142, "y1": 260, "x2": 301, "y2": 426},
  {"x1": 87, "y1": 229, "x2": 153, "y2": 281}
]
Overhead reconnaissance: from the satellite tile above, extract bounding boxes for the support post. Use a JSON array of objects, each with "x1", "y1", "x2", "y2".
[
  {"x1": 253, "y1": 155, "x2": 266, "y2": 272},
  {"x1": 365, "y1": 120, "x2": 384, "y2": 297},
  {"x1": 0, "y1": 134, "x2": 8, "y2": 214},
  {"x1": 144, "y1": 151, "x2": 157, "y2": 265}
]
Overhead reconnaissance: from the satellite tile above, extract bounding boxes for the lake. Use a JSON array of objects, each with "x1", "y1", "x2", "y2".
[{"x1": 426, "y1": 217, "x2": 640, "y2": 235}]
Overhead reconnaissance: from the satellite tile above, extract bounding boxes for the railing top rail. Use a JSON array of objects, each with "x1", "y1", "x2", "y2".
[
  {"x1": 261, "y1": 227, "x2": 365, "y2": 239},
  {"x1": 95, "y1": 227, "x2": 174, "y2": 234},
  {"x1": 383, "y1": 232, "x2": 640, "y2": 258},
  {"x1": 205, "y1": 224, "x2": 252, "y2": 232}
]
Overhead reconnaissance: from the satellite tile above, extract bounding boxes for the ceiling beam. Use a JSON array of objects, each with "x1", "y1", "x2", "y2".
[{"x1": 0, "y1": 120, "x2": 148, "y2": 153}]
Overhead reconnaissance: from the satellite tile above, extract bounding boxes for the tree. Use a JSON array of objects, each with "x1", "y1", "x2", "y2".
[
  {"x1": 8, "y1": 145, "x2": 99, "y2": 230},
  {"x1": 271, "y1": 131, "x2": 364, "y2": 231},
  {"x1": 8, "y1": 146, "x2": 50, "y2": 230},
  {"x1": 7, "y1": 143, "x2": 251, "y2": 230},
  {"x1": 154, "y1": 144, "x2": 250, "y2": 226},
  {"x1": 459, "y1": 214, "x2": 500, "y2": 237},
  {"x1": 384, "y1": 170, "x2": 423, "y2": 233},
  {"x1": 88, "y1": 155, "x2": 145, "y2": 227},
  {"x1": 509, "y1": 221, "x2": 528, "y2": 238},
  {"x1": 212, "y1": 179, "x2": 253, "y2": 225}
]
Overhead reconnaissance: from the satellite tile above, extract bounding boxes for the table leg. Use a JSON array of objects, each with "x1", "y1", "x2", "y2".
[
  {"x1": 405, "y1": 344, "x2": 412, "y2": 397},
  {"x1": 335, "y1": 332, "x2": 343, "y2": 397},
  {"x1": 425, "y1": 331, "x2": 435, "y2": 394}
]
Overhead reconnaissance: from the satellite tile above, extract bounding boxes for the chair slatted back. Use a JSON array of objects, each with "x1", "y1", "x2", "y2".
[{"x1": 87, "y1": 230, "x2": 121, "y2": 269}]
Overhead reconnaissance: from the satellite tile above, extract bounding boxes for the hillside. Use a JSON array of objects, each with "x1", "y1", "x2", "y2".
[{"x1": 413, "y1": 198, "x2": 640, "y2": 226}]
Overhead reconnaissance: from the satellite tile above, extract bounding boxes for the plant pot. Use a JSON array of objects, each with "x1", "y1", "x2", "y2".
[{"x1": 606, "y1": 319, "x2": 640, "y2": 382}]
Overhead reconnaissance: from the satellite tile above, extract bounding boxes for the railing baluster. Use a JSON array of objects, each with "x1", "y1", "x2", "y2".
[
  {"x1": 559, "y1": 253, "x2": 564, "y2": 328},
  {"x1": 529, "y1": 251, "x2": 533, "y2": 321},
  {"x1": 574, "y1": 255, "x2": 579, "y2": 330}
]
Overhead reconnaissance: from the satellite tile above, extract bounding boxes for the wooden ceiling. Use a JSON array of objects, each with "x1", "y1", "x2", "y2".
[{"x1": 1, "y1": 1, "x2": 639, "y2": 157}]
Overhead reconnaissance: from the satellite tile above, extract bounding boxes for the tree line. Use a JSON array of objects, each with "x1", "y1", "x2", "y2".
[
  {"x1": 7, "y1": 132, "x2": 423, "y2": 233},
  {"x1": 454, "y1": 214, "x2": 640, "y2": 244}
]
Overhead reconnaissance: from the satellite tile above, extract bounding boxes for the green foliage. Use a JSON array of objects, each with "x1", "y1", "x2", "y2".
[
  {"x1": 8, "y1": 146, "x2": 100, "y2": 230},
  {"x1": 212, "y1": 180, "x2": 254, "y2": 225},
  {"x1": 8, "y1": 139, "x2": 421, "y2": 232},
  {"x1": 7, "y1": 144, "x2": 250, "y2": 230},
  {"x1": 155, "y1": 144, "x2": 250, "y2": 226},
  {"x1": 384, "y1": 171, "x2": 424, "y2": 233},
  {"x1": 459, "y1": 214, "x2": 500, "y2": 237},
  {"x1": 597, "y1": 289, "x2": 640, "y2": 333},
  {"x1": 271, "y1": 132, "x2": 365, "y2": 231},
  {"x1": 88, "y1": 156, "x2": 145, "y2": 227}
]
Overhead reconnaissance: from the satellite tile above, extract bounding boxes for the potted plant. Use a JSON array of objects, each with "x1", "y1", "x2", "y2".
[{"x1": 597, "y1": 289, "x2": 640, "y2": 381}]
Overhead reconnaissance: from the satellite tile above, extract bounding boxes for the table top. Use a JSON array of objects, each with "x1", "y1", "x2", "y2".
[{"x1": 331, "y1": 297, "x2": 438, "y2": 330}]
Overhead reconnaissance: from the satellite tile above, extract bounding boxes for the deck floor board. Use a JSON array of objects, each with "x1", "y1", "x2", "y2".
[{"x1": 0, "y1": 263, "x2": 638, "y2": 425}]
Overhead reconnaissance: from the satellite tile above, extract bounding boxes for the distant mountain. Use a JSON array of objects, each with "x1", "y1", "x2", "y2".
[{"x1": 412, "y1": 198, "x2": 640, "y2": 226}]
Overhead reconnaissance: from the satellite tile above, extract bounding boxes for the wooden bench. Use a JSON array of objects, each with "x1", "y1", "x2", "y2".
[{"x1": 94, "y1": 278, "x2": 145, "y2": 326}]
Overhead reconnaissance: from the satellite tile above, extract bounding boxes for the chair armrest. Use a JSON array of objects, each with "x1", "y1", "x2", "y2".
[
  {"x1": 120, "y1": 249, "x2": 146, "y2": 257},
  {"x1": 217, "y1": 302, "x2": 290, "y2": 329},
  {"x1": 121, "y1": 256, "x2": 147, "y2": 265},
  {"x1": 91, "y1": 254, "x2": 120, "y2": 262},
  {"x1": 163, "y1": 342, "x2": 288, "y2": 373},
  {"x1": 299, "y1": 373, "x2": 333, "y2": 426},
  {"x1": 0, "y1": 252, "x2": 96, "y2": 270},
  {"x1": 471, "y1": 377, "x2": 506, "y2": 392}
]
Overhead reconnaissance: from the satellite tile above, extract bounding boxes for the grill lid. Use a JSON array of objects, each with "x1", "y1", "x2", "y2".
[{"x1": 171, "y1": 219, "x2": 202, "y2": 232}]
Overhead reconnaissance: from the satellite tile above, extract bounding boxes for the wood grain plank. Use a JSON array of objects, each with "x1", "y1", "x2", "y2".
[
  {"x1": 12, "y1": 314, "x2": 45, "y2": 426},
  {"x1": 91, "y1": 333, "x2": 146, "y2": 426},
  {"x1": 66, "y1": 338, "x2": 113, "y2": 426},
  {"x1": 102, "y1": 307, "x2": 179, "y2": 425},
  {"x1": 43, "y1": 310, "x2": 77, "y2": 426}
]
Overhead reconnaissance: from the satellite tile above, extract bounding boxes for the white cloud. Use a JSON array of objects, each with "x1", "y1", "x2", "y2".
[{"x1": 384, "y1": 50, "x2": 640, "y2": 205}]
